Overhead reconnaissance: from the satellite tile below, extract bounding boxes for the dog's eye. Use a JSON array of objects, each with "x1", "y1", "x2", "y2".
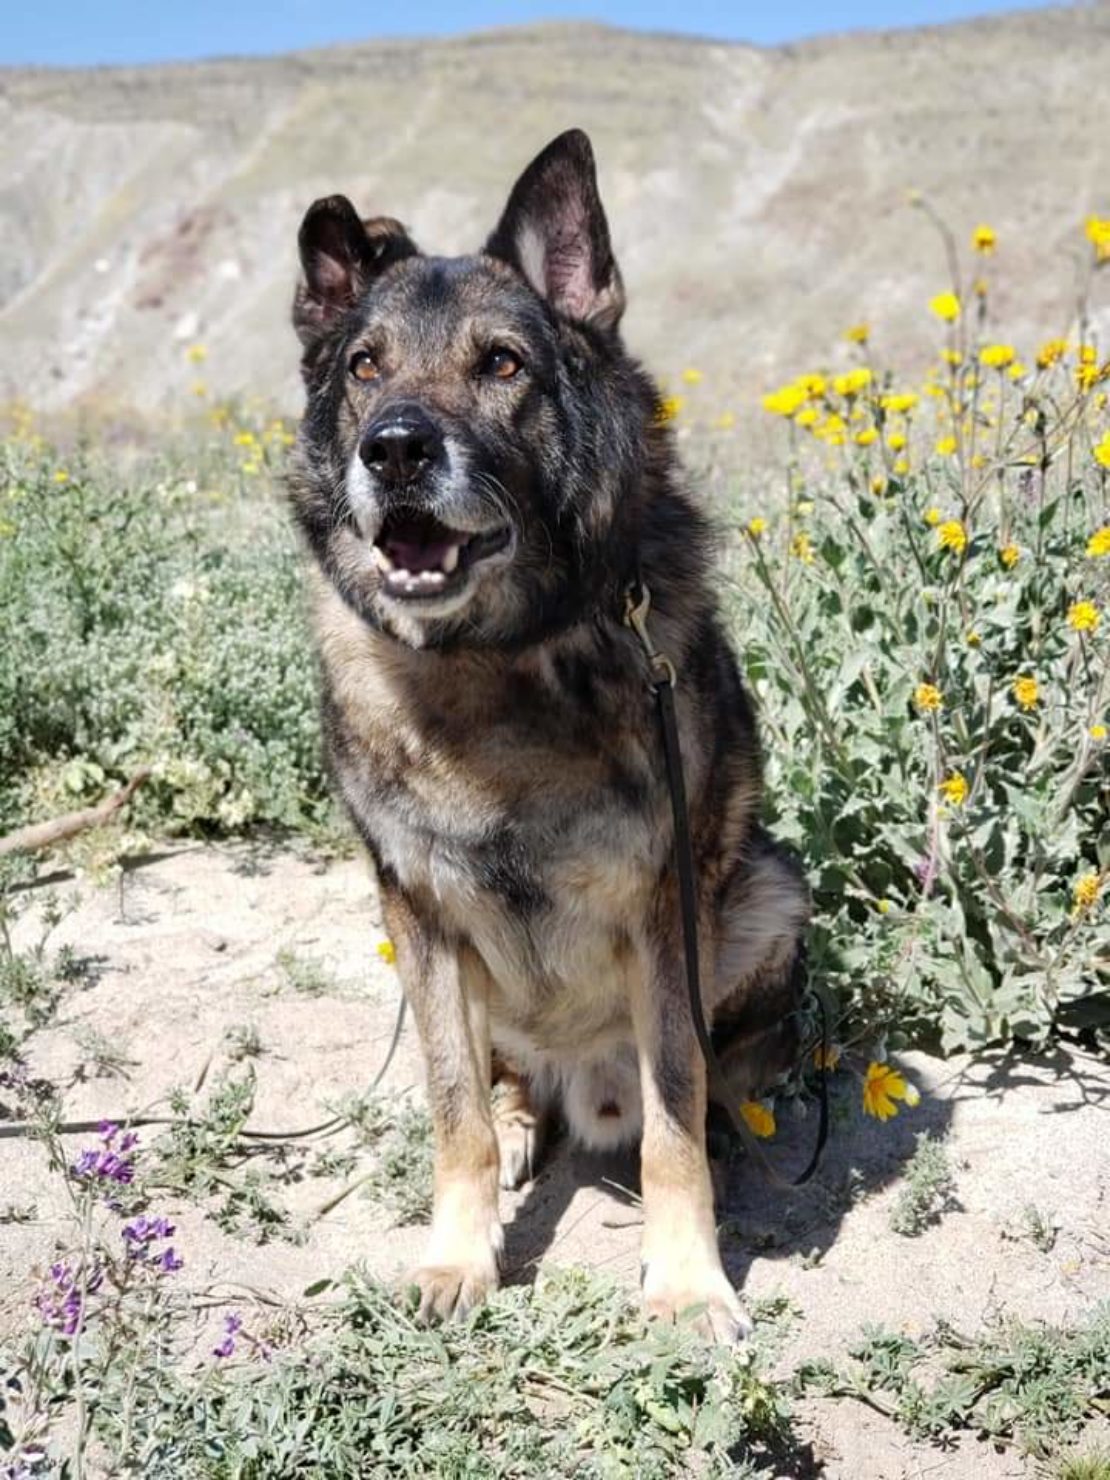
[
  {"x1": 484, "y1": 347, "x2": 523, "y2": 381},
  {"x1": 348, "y1": 351, "x2": 380, "y2": 383}
]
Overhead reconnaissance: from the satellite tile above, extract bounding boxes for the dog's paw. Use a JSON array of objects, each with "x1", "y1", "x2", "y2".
[
  {"x1": 495, "y1": 1108, "x2": 544, "y2": 1189},
  {"x1": 412, "y1": 1262, "x2": 498, "y2": 1323},
  {"x1": 642, "y1": 1264, "x2": 752, "y2": 1345}
]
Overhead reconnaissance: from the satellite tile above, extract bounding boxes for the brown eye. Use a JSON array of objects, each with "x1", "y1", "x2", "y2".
[
  {"x1": 348, "y1": 351, "x2": 379, "y2": 383},
  {"x1": 484, "y1": 347, "x2": 523, "y2": 380}
]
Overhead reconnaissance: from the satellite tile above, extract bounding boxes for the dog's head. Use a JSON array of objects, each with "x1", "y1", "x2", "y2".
[{"x1": 289, "y1": 130, "x2": 660, "y2": 649}]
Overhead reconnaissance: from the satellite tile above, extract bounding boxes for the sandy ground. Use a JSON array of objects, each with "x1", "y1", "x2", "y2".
[{"x1": 3, "y1": 842, "x2": 1108, "y2": 1478}]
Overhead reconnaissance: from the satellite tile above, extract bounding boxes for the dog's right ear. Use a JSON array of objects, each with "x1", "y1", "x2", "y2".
[{"x1": 293, "y1": 196, "x2": 418, "y2": 347}]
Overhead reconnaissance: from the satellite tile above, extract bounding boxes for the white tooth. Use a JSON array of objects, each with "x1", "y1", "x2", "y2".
[
  {"x1": 371, "y1": 545, "x2": 394, "y2": 572},
  {"x1": 441, "y1": 544, "x2": 460, "y2": 574}
]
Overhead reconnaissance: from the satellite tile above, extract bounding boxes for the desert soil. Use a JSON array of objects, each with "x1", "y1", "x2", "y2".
[{"x1": 3, "y1": 841, "x2": 1108, "y2": 1478}]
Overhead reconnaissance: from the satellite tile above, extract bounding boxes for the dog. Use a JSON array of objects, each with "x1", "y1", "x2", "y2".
[{"x1": 287, "y1": 129, "x2": 809, "y2": 1343}]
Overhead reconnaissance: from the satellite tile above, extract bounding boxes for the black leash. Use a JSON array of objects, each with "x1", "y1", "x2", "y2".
[{"x1": 624, "y1": 582, "x2": 830, "y2": 1189}]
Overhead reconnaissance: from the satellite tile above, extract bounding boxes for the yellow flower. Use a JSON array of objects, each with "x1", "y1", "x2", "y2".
[
  {"x1": 965, "y1": 630, "x2": 982, "y2": 648},
  {"x1": 191, "y1": 380, "x2": 208, "y2": 398},
  {"x1": 791, "y1": 532, "x2": 815, "y2": 564},
  {"x1": 1067, "y1": 600, "x2": 1100, "y2": 633},
  {"x1": 1000, "y1": 543, "x2": 1020, "y2": 569},
  {"x1": 762, "y1": 385, "x2": 805, "y2": 417},
  {"x1": 972, "y1": 224, "x2": 997, "y2": 255},
  {"x1": 887, "y1": 431, "x2": 907, "y2": 452},
  {"x1": 747, "y1": 516, "x2": 767, "y2": 537},
  {"x1": 892, "y1": 457, "x2": 910, "y2": 476},
  {"x1": 855, "y1": 426, "x2": 878, "y2": 447},
  {"x1": 923, "y1": 507, "x2": 942, "y2": 526},
  {"x1": 1072, "y1": 872, "x2": 1101, "y2": 914},
  {"x1": 1093, "y1": 437, "x2": 1110, "y2": 472},
  {"x1": 1076, "y1": 349, "x2": 1106, "y2": 392},
  {"x1": 881, "y1": 392, "x2": 919, "y2": 415},
  {"x1": 937, "y1": 519, "x2": 967, "y2": 554},
  {"x1": 844, "y1": 323, "x2": 870, "y2": 344},
  {"x1": 680, "y1": 367, "x2": 703, "y2": 385},
  {"x1": 939, "y1": 772, "x2": 969, "y2": 806},
  {"x1": 914, "y1": 682, "x2": 943, "y2": 712},
  {"x1": 376, "y1": 939, "x2": 397, "y2": 965},
  {"x1": 796, "y1": 500, "x2": 815, "y2": 515},
  {"x1": 795, "y1": 407, "x2": 819, "y2": 428},
  {"x1": 233, "y1": 431, "x2": 258, "y2": 448},
  {"x1": 796, "y1": 373, "x2": 828, "y2": 399},
  {"x1": 52, "y1": 469, "x2": 70, "y2": 484},
  {"x1": 875, "y1": 898, "x2": 891, "y2": 915},
  {"x1": 715, "y1": 411, "x2": 736, "y2": 430},
  {"x1": 935, "y1": 436, "x2": 958, "y2": 457},
  {"x1": 862, "y1": 1061, "x2": 920, "y2": 1122},
  {"x1": 1012, "y1": 675, "x2": 1039, "y2": 710},
  {"x1": 739, "y1": 1100, "x2": 776, "y2": 1138},
  {"x1": 930, "y1": 291, "x2": 961, "y2": 323},
  {"x1": 813, "y1": 1043, "x2": 842, "y2": 1071},
  {"x1": 240, "y1": 460, "x2": 261, "y2": 476},
  {"x1": 833, "y1": 367, "x2": 872, "y2": 398},
  {"x1": 1036, "y1": 337, "x2": 1069, "y2": 369},
  {"x1": 980, "y1": 343, "x2": 1015, "y2": 370},
  {"x1": 1090, "y1": 723, "x2": 1107, "y2": 741},
  {"x1": 1008, "y1": 361, "x2": 1027, "y2": 381},
  {"x1": 1085, "y1": 215, "x2": 1110, "y2": 262},
  {"x1": 185, "y1": 343, "x2": 208, "y2": 364},
  {"x1": 655, "y1": 394, "x2": 686, "y2": 424}
]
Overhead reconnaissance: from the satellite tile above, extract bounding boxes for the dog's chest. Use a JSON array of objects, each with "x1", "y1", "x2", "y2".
[
  {"x1": 336, "y1": 692, "x2": 663, "y2": 1021},
  {"x1": 369, "y1": 750, "x2": 657, "y2": 1000}
]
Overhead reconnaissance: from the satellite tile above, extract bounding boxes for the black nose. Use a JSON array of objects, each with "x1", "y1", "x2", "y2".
[{"x1": 359, "y1": 408, "x2": 444, "y2": 486}]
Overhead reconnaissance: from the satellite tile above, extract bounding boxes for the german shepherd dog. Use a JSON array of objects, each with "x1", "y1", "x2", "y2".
[{"x1": 288, "y1": 130, "x2": 808, "y2": 1343}]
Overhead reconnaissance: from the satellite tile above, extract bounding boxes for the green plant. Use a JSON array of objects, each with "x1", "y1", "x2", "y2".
[
  {"x1": 889, "y1": 1132, "x2": 959, "y2": 1236},
  {"x1": 0, "y1": 440, "x2": 332, "y2": 844},
  {"x1": 1055, "y1": 1449, "x2": 1110, "y2": 1480},
  {"x1": 151, "y1": 1072, "x2": 293, "y2": 1244},
  {"x1": 367, "y1": 1100, "x2": 434, "y2": 1226},
  {"x1": 797, "y1": 1305, "x2": 1110, "y2": 1458},
  {"x1": 276, "y1": 947, "x2": 335, "y2": 998}
]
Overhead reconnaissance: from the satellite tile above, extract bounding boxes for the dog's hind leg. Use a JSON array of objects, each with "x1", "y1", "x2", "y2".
[
  {"x1": 711, "y1": 828, "x2": 811, "y2": 1104},
  {"x1": 491, "y1": 1054, "x2": 550, "y2": 1190}
]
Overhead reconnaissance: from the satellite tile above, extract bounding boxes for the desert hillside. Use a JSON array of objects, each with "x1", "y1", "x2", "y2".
[{"x1": 2, "y1": 7, "x2": 1110, "y2": 422}]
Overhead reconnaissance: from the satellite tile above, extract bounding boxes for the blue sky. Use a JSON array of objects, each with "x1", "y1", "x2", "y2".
[{"x1": 4, "y1": 1, "x2": 1042, "y2": 67}]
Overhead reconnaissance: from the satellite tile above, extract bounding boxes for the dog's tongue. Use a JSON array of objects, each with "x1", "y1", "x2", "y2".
[{"x1": 385, "y1": 537, "x2": 454, "y2": 573}]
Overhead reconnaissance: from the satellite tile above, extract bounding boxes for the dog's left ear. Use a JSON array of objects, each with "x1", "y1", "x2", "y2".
[
  {"x1": 485, "y1": 129, "x2": 625, "y2": 332},
  {"x1": 293, "y1": 196, "x2": 418, "y2": 347}
]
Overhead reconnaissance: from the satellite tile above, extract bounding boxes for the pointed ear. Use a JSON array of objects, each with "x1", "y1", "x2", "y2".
[
  {"x1": 293, "y1": 196, "x2": 418, "y2": 347},
  {"x1": 485, "y1": 130, "x2": 625, "y2": 332}
]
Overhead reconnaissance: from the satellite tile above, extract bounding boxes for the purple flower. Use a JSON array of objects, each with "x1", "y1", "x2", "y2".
[
  {"x1": 34, "y1": 1261, "x2": 101, "y2": 1337},
  {"x1": 122, "y1": 1215, "x2": 182, "y2": 1273},
  {"x1": 72, "y1": 1141, "x2": 136, "y2": 1186},
  {"x1": 213, "y1": 1312, "x2": 242, "y2": 1358}
]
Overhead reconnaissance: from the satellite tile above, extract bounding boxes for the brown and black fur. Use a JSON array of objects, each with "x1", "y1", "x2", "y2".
[{"x1": 287, "y1": 130, "x2": 809, "y2": 1342}]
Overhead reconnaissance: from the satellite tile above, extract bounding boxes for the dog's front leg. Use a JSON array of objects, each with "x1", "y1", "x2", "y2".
[
  {"x1": 630, "y1": 900, "x2": 750, "y2": 1345},
  {"x1": 383, "y1": 896, "x2": 501, "y2": 1321}
]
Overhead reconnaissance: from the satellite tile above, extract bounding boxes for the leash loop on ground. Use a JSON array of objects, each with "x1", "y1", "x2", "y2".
[{"x1": 623, "y1": 581, "x2": 830, "y2": 1188}]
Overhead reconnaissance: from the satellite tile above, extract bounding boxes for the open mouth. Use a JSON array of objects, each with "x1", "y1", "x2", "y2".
[{"x1": 370, "y1": 510, "x2": 512, "y2": 602}]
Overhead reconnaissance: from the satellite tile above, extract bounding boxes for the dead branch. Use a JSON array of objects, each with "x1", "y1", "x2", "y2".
[{"x1": 0, "y1": 768, "x2": 153, "y2": 859}]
